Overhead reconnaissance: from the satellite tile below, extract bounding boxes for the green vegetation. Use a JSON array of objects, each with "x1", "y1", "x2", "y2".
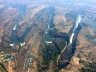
[
  {"x1": 86, "y1": 34, "x2": 95, "y2": 40},
  {"x1": 0, "y1": 63, "x2": 8, "y2": 72},
  {"x1": 37, "y1": 40, "x2": 67, "y2": 72},
  {"x1": 80, "y1": 61, "x2": 96, "y2": 72}
]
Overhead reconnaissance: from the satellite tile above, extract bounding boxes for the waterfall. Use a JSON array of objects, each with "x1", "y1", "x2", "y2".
[
  {"x1": 48, "y1": 24, "x2": 50, "y2": 29},
  {"x1": 13, "y1": 25, "x2": 17, "y2": 30},
  {"x1": 69, "y1": 15, "x2": 82, "y2": 44},
  {"x1": 69, "y1": 33, "x2": 74, "y2": 44},
  {"x1": 10, "y1": 44, "x2": 14, "y2": 46},
  {"x1": 63, "y1": 16, "x2": 67, "y2": 24},
  {"x1": 73, "y1": 15, "x2": 82, "y2": 32}
]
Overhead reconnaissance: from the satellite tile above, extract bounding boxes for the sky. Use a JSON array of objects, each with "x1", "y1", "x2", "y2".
[
  {"x1": 0, "y1": 0, "x2": 96, "y2": 5},
  {"x1": 3, "y1": 0, "x2": 48, "y2": 4}
]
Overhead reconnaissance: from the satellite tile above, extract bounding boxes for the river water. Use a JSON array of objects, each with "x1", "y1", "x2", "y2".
[{"x1": 58, "y1": 15, "x2": 82, "y2": 69}]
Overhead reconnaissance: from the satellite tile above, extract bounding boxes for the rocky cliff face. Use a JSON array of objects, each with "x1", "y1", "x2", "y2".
[{"x1": 0, "y1": 1, "x2": 96, "y2": 72}]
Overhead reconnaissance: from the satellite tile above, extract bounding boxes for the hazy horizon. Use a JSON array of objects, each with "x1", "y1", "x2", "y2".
[{"x1": 0, "y1": 0, "x2": 96, "y2": 5}]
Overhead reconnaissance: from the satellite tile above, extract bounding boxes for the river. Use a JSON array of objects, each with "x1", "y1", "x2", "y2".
[
  {"x1": 58, "y1": 15, "x2": 82, "y2": 69},
  {"x1": 10, "y1": 7, "x2": 48, "y2": 46}
]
